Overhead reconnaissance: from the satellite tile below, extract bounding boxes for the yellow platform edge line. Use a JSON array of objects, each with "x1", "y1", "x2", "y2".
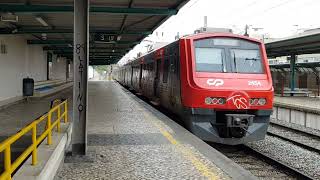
[{"x1": 143, "y1": 111, "x2": 219, "y2": 180}]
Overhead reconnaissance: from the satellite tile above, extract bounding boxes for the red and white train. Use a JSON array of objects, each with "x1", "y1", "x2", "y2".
[{"x1": 114, "y1": 32, "x2": 274, "y2": 145}]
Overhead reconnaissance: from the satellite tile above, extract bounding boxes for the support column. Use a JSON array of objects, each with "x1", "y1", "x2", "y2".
[
  {"x1": 72, "y1": 0, "x2": 89, "y2": 155},
  {"x1": 290, "y1": 54, "x2": 296, "y2": 96}
]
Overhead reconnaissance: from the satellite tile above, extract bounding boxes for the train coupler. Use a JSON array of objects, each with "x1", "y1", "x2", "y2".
[{"x1": 225, "y1": 114, "x2": 254, "y2": 128}]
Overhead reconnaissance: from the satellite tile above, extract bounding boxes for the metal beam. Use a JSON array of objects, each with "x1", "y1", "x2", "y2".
[
  {"x1": 28, "y1": 40, "x2": 137, "y2": 45},
  {"x1": 89, "y1": 60, "x2": 118, "y2": 62},
  {"x1": 53, "y1": 50, "x2": 123, "y2": 54},
  {"x1": 119, "y1": 0, "x2": 133, "y2": 33},
  {"x1": 0, "y1": 4, "x2": 177, "y2": 15},
  {"x1": 43, "y1": 46, "x2": 131, "y2": 51},
  {"x1": 89, "y1": 60, "x2": 119, "y2": 62},
  {"x1": 28, "y1": 40, "x2": 71, "y2": 44},
  {"x1": 62, "y1": 54, "x2": 122, "y2": 59},
  {"x1": 51, "y1": 49, "x2": 126, "y2": 52},
  {"x1": 60, "y1": 56, "x2": 122, "y2": 60},
  {"x1": 89, "y1": 60, "x2": 118, "y2": 63},
  {"x1": 89, "y1": 62, "x2": 116, "y2": 65},
  {"x1": 0, "y1": 28, "x2": 151, "y2": 35}
]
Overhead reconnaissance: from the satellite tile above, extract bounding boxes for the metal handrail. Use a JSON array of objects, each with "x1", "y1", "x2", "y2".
[{"x1": 0, "y1": 100, "x2": 68, "y2": 180}]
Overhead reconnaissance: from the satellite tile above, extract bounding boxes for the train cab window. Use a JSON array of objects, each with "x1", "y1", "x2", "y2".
[
  {"x1": 195, "y1": 48, "x2": 225, "y2": 72},
  {"x1": 230, "y1": 49, "x2": 263, "y2": 74}
]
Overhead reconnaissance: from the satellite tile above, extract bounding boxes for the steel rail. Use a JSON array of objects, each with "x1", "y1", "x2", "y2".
[
  {"x1": 266, "y1": 131, "x2": 320, "y2": 155},
  {"x1": 242, "y1": 145, "x2": 315, "y2": 180}
]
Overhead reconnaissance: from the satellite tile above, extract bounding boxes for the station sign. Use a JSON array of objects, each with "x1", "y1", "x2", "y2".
[{"x1": 94, "y1": 34, "x2": 118, "y2": 43}]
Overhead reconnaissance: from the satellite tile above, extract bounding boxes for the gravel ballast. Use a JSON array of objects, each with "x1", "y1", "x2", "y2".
[{"x1": 247, "y1": 136, "x2": 320, "y2": 179}]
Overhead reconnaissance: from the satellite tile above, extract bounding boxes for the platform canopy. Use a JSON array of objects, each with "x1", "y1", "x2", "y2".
[
  {"x1": 265, "y1": 30, "x2": 320, "y2": 58},
  {"x1": 0, "y1": 0, "x2": 189, "y2": 65},
  {"x1": 270, "y1": 62, "x2": 320, "y2": 76}
]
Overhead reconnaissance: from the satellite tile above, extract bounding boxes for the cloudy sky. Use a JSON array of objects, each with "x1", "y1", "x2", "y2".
[{"x1": 118, "y1": 0, "x2": 320, "y2": 64}]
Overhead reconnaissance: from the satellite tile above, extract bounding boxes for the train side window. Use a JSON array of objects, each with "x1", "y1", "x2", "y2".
[{"x1": 163, "y1": 57, "x2": 169, "y2": 83}]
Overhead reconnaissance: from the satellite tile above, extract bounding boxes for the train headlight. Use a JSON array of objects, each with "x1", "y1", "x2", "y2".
[
  {"x1": 205, "y1": 97, "x2": 213, "y2": 105},
  {"x1": 258, "y1": 98, "x2": 266, "y2": 105},
  {"x1": 250, "y1": 98, "x2": 266, "y2": 106},
  {"x1": 205, "y1": 97, "x2": 225, "y2": 105},
  {"x1": 217, "y1": 98, "x2": 226, "y2": 105}
]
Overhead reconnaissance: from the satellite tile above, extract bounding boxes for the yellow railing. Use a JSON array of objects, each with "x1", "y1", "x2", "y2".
[{"x1": 0, "y1": 100, "x2": 68, "y2": 180}]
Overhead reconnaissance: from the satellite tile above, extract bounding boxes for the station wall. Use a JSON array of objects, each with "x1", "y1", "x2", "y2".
[
  {"x1": 0, "y1": 35, "x2": 70, "y2": 106},
  {"x1": 0, "y1": 36, "x2": 29, "y2": 104},
  {"x1": 50, "y1": 56, "x2": 68, "y2": 81},
  {"x1": 271, "y1": 71, "x2": 320, "y2": 96},
  {"x1": 26, "y1": 45, "x2": 47, "y2": 82}
]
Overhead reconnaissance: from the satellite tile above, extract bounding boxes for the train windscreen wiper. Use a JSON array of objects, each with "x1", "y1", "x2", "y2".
[
  {"x1": 233, "y1": 51, "x2": 237, "y2": 72},
  {"x1": 245, "y1": 58, "x2": 258, "y2": 61}
]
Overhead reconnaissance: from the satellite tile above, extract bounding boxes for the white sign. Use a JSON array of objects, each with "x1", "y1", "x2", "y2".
[
  {"x1": 248, "y1": 80, "x2": 262, "y2": 87},
  {"x1": 207, "y1": 79, "x2": 224, "y2": 87}
]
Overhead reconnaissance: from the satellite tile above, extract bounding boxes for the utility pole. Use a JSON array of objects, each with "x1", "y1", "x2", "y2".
[
  {"x1": 244, "y1": 24, "x2": 249, "y2": 37},
  {"x1": 204, "y1": 16, "x2": 207, "y2": 28}
]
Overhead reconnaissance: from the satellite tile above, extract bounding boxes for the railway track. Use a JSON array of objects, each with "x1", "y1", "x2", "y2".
[
  {"x1": 213, "y1": 123, "x2": 320, "y2": 179},
  {"x1": 268, "y1": 123, "x2": 320, "y2": 155},
  {"x1": 212, "y1": 143, "x2": 314, "y2": 180}
]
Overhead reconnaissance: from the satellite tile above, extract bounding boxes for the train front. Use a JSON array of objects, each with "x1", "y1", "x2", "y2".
[{"x1": 180, "y1": 33, "x2": 274, "y2": 145}]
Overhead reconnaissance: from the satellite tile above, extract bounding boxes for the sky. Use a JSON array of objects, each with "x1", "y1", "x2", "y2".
[{"x1": 118, "y1": 0, "x2": 320, "y2": 65}]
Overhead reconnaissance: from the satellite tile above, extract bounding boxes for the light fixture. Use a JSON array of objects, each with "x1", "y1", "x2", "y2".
[
  {"x1": 35, "y1": 16, "x2": 49, "y2": 27},
  {"x1": 1, "y1": 13, "x2": 18, "y2": 22},
  {"x1": 68, "y1": 44, "x2": 73, "y2": 48},
  {"x1": 11, "y1": 29, "x2": 18, "y2": 33},
  {"x1": 41, "y1": 33, "x2": 47, "y2": 40}
]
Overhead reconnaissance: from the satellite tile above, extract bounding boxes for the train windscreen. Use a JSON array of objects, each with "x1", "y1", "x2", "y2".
[
  {"x1": 195, "y1": 47, "x2": 225, "y2": 72},
  {"x1": 230, "y1": 49, "x2": 263, "y2": 73},
  {"x1": 194, "y1": 38, "x2": 264, "y2": 74}
]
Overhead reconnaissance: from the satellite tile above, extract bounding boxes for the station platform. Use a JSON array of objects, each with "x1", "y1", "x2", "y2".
[
  {"x1": 0, "y1": 87, "x2": 72, "y2": 138},
  {"x1": 272, "y1": 96, "x2": 320, "y2": 132},
  {"x1": 0, "y1": 86, "x2": 73, "y2": 176},
  {"x1": 274, "y1": 96, "x2": 320, "y2": 111},
  {"x1": 33, "y1": 80, "x2": 73, "y2": 98},
  {"x1": 55, "y1": 81, "x2": 255, "y2": 180}
]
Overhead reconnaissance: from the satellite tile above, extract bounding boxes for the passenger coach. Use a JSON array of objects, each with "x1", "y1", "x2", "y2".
[{"x1": 115, "y1": 32, "x2": 274, "y2": 145}]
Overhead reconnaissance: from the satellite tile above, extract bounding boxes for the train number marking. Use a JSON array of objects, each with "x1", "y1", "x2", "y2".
[
  {"x1": 248, "y1": 80, "x2": 262, "y2": 87},
  {"x1": 207, "y1": 79, "x2": 224, "y2": 87},
  {"x1": 226, "y1": 95, "x2": 248, "y2": 109}
]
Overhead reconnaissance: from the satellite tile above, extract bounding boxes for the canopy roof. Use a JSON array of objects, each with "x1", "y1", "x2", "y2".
[
  {"x1": 265, "y1": 29, "x2": 320, "y2": 58},
  {"x1": 0, "y1": 0, "x2": 190, "y2": 65}
]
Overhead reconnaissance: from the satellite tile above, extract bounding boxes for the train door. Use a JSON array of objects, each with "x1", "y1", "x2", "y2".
[
  {"x1": 131, "y1": 66, "x2": 134, "y2": 86},
  {"x1": 169, "y1": 49, "x2": 176, "y2": 105},
  {"x1": 123, "y1": 69, "x2": 126, "y2": 83},
  {"x1": 169, "y1": 43, "x2": 181, "y2": 113},
  {"x1": 139, "y1": 64, "x2": 142, "y2": 89},
  {"x1": 154, "y1": 59, "x2": 161, "y2": 97}
]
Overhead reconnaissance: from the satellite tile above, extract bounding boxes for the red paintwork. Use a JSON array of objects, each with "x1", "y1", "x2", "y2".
[{"x1": 179, "y1": 33, "x2": 274, "y2": 110}]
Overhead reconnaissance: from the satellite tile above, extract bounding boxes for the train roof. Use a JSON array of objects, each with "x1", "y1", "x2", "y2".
[
  {"x1": 180, "y1": 32, "x2": 262, "y2": 44},
  {"x1": 121, "y1": 32, "x2": 263, "y2": 66}
]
